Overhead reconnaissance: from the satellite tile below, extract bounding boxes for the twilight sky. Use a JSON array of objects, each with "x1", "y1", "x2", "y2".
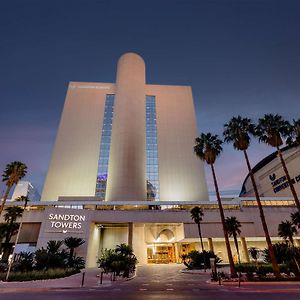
[{"x1": 0, "y1": 0, "x2": 299, "y2": 196}]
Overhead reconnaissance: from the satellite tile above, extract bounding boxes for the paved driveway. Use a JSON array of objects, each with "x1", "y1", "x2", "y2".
[{"x1": 1, "y1": 264, "x2": 300, "y2": 300}]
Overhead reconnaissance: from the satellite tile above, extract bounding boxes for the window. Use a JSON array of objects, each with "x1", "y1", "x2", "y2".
[
  {"x1": 146, "y1": 96, "x2": 160, "y2": 201},
  {"x1": 95, "y1": 94, "x2": 115, "y2": 199}
]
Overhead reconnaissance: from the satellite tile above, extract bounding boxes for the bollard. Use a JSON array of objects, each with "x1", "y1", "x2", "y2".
[
  {"x1": 218, "y1": 273, "x2": 221, "y2": 286},
  {"x1": 238, "y1": 272, "x2": 241, "y2": 288},
  {"x1": 81, "y1": 271, "x2": 85, "y2": 287},
  {"x1": 100, "y1": 272, "x2": 103, "y2": 284}
]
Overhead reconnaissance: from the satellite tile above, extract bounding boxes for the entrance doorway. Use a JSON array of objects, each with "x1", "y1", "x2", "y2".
[{"x1": 147, "y1": 244, "x2": 176, "y2": 264}]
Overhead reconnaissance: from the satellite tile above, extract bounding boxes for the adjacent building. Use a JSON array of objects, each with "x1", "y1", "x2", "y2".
[
  {"x1": 11, "y1": 181, "x2": 41, "y2": 202},
  {"x1": 240, "y1": 146, "x2": 300, "y2": 197}
]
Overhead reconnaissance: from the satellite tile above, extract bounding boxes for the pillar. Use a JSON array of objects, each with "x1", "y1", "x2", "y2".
[
  {"x1": 240, "y1": 237, "x2": 250, "y2": 263},
  {"x1": 174, "y1": 243, "x2": 181, "y2": 263},
  {"x1": 208, "y1": 238, "x2": 214, "y2": 252},
  {"x1": 128, "y1": 222, "x2": 133, "y2": 248},
  {"x1": 106, "y1": 53, "x2": 146, "y2": 201}
]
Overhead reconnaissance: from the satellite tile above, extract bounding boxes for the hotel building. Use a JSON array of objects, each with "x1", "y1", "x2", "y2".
[{"x1": 1, "y1": 53, "x2": 299, "y2": 266}]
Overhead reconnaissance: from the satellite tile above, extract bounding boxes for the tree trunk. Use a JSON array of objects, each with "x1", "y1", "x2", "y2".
[
  {"x1": 233, "y1": 233, "x2": 241, "y2": 264},
  {"x1": 243, "y1": 150, "x2": 281, "y2": 278},
  {"x1": 1, "y1": 243, "x2": 12, "y2": 263},
  {"x1": 289, "y1": 235, "x2": 294, "y2": 246},
  {"x1": 197, "y1": 223, "x2": 204, "y2": 252},
  {"x1": 0, "y1": 184, "x2": 12, "y2": 217},
  {"x1": 277, "y1": 146, "x2": 300, "y2": 214},
  {"x1": 197, "y1": 223, "x2": 206, "y2": 271},
  {"x1": 210, "y1": 164, "x2": 237, "y2": 277}
]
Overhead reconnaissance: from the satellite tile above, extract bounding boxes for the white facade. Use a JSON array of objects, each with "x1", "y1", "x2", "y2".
[
  {"x1": 41, "y1": 53, "x2": 208, "y2": 202},
  {"x1": 241, "y1": 146, "x2": 300, "y2": 197}
]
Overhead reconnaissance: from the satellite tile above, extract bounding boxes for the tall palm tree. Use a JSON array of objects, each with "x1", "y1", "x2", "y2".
[
  {"x1": 223, "y1": 115, "x2": 281, "y2": 277},
  {"x1": 278, "y1": 220, "x2": 297, "y2": 245},
  {"x1": 194, "y1": 133, "x2": 236, "y2": 277},
  {"x1": 0, "y1": 161, "x2": 27, "y2": 217},
  {"x1": 64, "y1": 237, "x2": 85, "y2": 263},
  {"x1": 190, "y1": 206, "x2": 206, "y2": 271},
  {"x1": 225, "y1": 216, "x2": 241, "y2": 264},
  {"x1": 190, "y1": 206, "x2": 205, "y2": 252},
  {"x1": 255, "y1": 114, "x2": 300, "y2": 214}
]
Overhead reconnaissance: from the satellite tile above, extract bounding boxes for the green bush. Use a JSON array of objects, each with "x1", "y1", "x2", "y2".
[
  {"x1": 13, "y1": 252, "x2": 34, "y2": 272},
  {"x1": 0, "y1": 268, "x2": 79, "y2": 282},
  {"x1": 182, "y1": 250, "x2": 222, "y2": 270},
  {"x1": 98, "y1": 244, "x2": 138, "y2": 278},
  {"x1": 235, "y1": 263, "x2": 257, "y2": 273}
]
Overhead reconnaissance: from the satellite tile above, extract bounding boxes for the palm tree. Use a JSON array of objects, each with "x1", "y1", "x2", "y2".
[
  {"x1": 249, "y1": 247, "x2": 259, "y2": 266},
  {"x1": 223, "y1": 116, "x2": 281, "y2": 277},
  {"x1": 190, "y1": 206, "x2": 205, "y2": 252},
  {"x1": 225, "y1": 216, "x2": 241, "y2": 264},
  {"x1": 255, "y1": 114, "x2": 300, "y2": 214},
  {"x1": 47, "y1": 240, "x2": 63, "y2": 254},
  {"x1": 286, "y1": 118, "x2": 300, "y2": 147},
  {"x1": 194, "y1": 133, "x2": 236, "y2": 277},
  {"x1": 6, "y1": 196, "x2": 30, "y2": 281},
  {"x1": 278, "y1": 220, "x2": 297, "y2": 245},
  {"x1": 0, "y1": 206, "x2": 24, "y2": 262},
  {"x1": 0, "y1": 161, "x2": 27, "y2": 217},
  {"x1": 291, "y1": 211, "x2": 300, "y2": 229},
  {"x1": 115, "y1": 243, "x2": 133, "y2": 256},
  {"x1": 190, "y1": 206, "x2": 206, "y2": 271},
  {"x1": 64, "y1": 237, "x2": 85, "y2": 263}
]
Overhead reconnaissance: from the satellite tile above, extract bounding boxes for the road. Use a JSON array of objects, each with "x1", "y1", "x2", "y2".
[{"x1": 0, "y1": 264, "x2": 300, "y2": 300}]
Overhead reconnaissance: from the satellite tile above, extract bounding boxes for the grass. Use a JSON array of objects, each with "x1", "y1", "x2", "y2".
[{"x1": 0, "y1": 268, "x2": 80, "y2": 282}]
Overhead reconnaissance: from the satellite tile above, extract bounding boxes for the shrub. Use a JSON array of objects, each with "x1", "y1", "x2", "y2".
[
  {"x1": 98, "y1": 244, "x2": 138, "y2": 278},
  {"x1": 0, "y1": 268, "x2": 79, "y2": 282},
  {"x1": 182, "y1": 250, "x2": 222, "y2": 270},
  {"x1": 13, "y1": 252, "x2": 34, "y2": 272},
  {"x1": 235, "y1": 263, "x2": 256, "y2": 273}
]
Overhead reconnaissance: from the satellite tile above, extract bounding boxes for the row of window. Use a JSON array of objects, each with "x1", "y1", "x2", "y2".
[
  {"x1": 94, "y1": 95, "x2": 160, "y2": 201},
  {"x1": 95, "y1": 94, "x2": 115, "y2": 198},
  {"x1": 146, "y1": 96, "x2": 160, "y2": 201}
]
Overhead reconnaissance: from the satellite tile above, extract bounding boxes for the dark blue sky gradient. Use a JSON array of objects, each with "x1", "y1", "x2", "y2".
[{"x1": 0, "y1": 0, "x2": 300, "y2": 195}]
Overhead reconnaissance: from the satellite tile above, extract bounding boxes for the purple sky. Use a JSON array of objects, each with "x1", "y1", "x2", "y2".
[{"x1": 1, "y1": 0, "x2": 300, "y2": 196}]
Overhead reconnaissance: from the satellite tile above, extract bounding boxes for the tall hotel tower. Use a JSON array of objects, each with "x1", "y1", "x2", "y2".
[{"x1": 41, "y1": 53, "x2": 208, "y2": 202}]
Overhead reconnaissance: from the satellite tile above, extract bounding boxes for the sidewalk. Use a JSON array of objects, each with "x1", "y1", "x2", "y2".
[{"x1": 0, "y1": 268, "x2": 114, "y2": 293}]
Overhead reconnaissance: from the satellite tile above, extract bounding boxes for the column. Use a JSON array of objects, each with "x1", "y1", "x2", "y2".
[
  {"x1": 106, "y1": 52, "x2": 146, "y2": 201},
  {"x1": 128, "y1": 222, "x2": 133, "y2": 248},
  {"x1": 208, "y1": 238, "x2": 214, "y2": 252}
]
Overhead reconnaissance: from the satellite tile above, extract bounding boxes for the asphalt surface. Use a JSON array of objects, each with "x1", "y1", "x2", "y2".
[{"x1": 1, "y1": 264, "x2": 300, "y2": 300}]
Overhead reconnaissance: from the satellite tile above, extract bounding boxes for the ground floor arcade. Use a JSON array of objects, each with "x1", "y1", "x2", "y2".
[{"x1": 0, "y1": 198, "x2": 298, "y2": 267}]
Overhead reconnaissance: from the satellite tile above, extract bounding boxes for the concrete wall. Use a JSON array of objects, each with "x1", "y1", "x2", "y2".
[
  {"x1": 41, "y1": 82, "x2": 116, "y2": 201},
  {"x1": 146, "y1": 84, "x2": 208, "y2": 201}
]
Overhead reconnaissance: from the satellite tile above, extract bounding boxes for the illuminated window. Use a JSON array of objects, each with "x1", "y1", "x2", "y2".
[
  {"x1": 95, "y1": 94, "x2": 115, "y2": 199},
  {"x1": 146, "y1": 96, "x2": 160, "y2": 201}
]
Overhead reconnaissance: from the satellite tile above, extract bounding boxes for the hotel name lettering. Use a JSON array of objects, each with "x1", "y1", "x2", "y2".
[
  {"x1": 269, "y1": 173, "x2": 300, "y2": 193},
  {"x1": 48, "y1": 214, "x2": 86, "y2": 231}
]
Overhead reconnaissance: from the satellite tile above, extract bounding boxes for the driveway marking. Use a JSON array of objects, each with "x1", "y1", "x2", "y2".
[
  {"x1": 166, "y1": 288, "x2": 174, "y2": 291},
  {"x1": 139, "y1": 288, "x2": 148, "y2": 291}
]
